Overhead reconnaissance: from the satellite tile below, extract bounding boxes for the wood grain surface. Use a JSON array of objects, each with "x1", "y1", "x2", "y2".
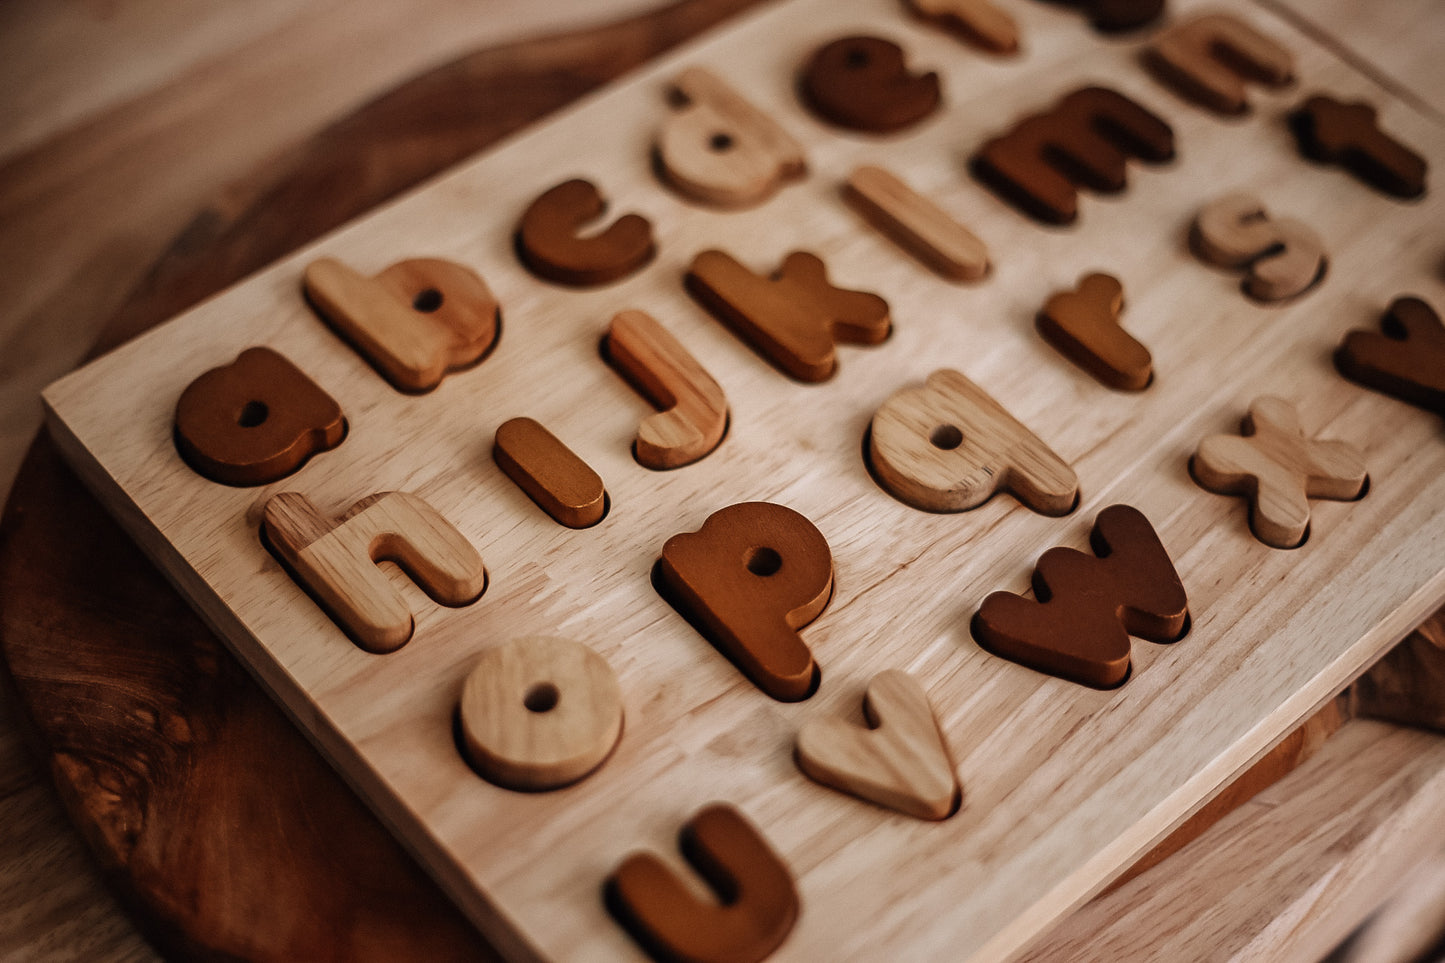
[
  {"x1": 0, "y1": 2, "x2": 767, "y2": 960},
  {"x1": 0, "y1": 0, "x2": 671, "y2": 508},
  {"x1": 7, "y1": 1, "x2": 1445, "y2": 962},
  {"x1": 40, "y1": 0, "x2": 1445, "y2": 959},
  {"x1": 1023, "y1": 719, "x2": 1445, "y2": 962},
  {"x1": 1254, "y1": 0, "x2": 1445, "y2": 120}
]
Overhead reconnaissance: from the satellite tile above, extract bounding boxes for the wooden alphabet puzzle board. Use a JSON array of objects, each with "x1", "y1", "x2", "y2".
[{"x1": 41, "y1": 0, "x2": 1445, "y2": 958}]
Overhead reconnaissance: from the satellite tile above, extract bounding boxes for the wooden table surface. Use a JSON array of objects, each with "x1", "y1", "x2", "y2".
[{"x1": 1, "y1": 1, "x2": 1442, "y2": 960}]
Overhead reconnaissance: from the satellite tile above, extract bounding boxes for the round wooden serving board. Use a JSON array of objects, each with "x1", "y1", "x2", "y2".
[{"x1": 0, "y1": 2, "x2": 762, "y2": 959}]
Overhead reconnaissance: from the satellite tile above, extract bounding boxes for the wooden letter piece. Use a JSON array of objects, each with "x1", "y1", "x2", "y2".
[
  {"x1": 868, "y1": 369, "x2": 1077, "y2": 514},
  {"x1": 686, "y1": 250, "x2": 891, "y2": 383},
  {"x1": 459, "y1": 636, "x2": 623, "y2": 791},
  {"x1": 604, "y1": 309, "x2": 728, "y2": 469},
  {"x1": 904, "y1": 0, "x2": 1019, "y2": 55},
  {"x1": 1037, "y1": 273, "x2": 1153, "y2": 390},
  {"x1": 799, "y1": 36, "x2": 942, "y2": 134},
  {"x1": 972, "y1": 504, "x2": 1189, "y2": 688},
  {"x1": 1146, "y1": 14, "x2": 1294, "y2": 114},
  {"x1": 843, "y1": 165, "x2": 989, "y2": 281},
  {"x1": 1043, "y1": 0, "x2": 1164, "y2": 32},
  {"x1": 606, "y1": 804, "x2": 799, "y2": 963},
  {"x1": 656, "y1": 67, "x2": 806, "y2": 209},
  {"x1": 1192, "y1": 396, "x2": 1368, "y2": 549},
  {"x1": 658, "y1": 502, "x2": 832, "y2": 702},
  {"x1": 971, "y1": 87, "x2": 1175, "y2": 224},
  {"x1": 1336, "y1": 296, "x2": 1445, "y2": 414},
  {"x1": 174, "y1": 347, "x2": 345, "y2": 486},
  {"x1": 1190, "y1": 193, "x2": 1326, "y2": 301},
  {"x1": 493, "y1": 417, "x2": 608, "y2": 529},
  {"x1": 263, "y1": 491, "x2": 486, "y2": 654},
  {"x1": 796, "y1": 670, "x2": 959, "y2": 820},
  {"x1": 1289, "y1": 95, "x2": 1428, "y2": 199},
  {"x1": 304, "y1": 257, "x2": 500, "y2": 392},
  {"x1": 514, "y1": 178, "x2": 655, "y2": 286}
]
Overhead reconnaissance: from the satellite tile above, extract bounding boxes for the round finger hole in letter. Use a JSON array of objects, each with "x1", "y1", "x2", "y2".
[
  {"x1": 930, "y1": 424, "x2": 963, "y2": 450},
  {"x1": 459, "y1": 636, "x2": 623, "y2": 791},
  {"x1": 412, "y1": 288, "x2": 444, "y2": 312},
  {"x1": 745, "y1": 546, "x2": 783, "y2": 576}
]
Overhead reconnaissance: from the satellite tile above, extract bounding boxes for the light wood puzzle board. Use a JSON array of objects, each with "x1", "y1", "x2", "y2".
[{"x1": 41, "y1": 0, "x2": 1445, "y2": 958}]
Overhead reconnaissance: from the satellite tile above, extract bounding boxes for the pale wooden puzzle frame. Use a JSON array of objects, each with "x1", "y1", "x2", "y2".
[{"x1": 43, "y1": 0, "x2": 1445, "y2": 958}]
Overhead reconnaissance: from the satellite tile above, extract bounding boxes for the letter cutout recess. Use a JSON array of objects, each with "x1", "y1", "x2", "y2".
[
  {"x1": 514, "y1": 178, "x2": 655, "y2": 286},
  {"x1": 262, "y1": 491, "x2": 487, "y2": 653},
  {"x1": 606, "y1": 804, "x2": 799, "y2": 963},
  {"x1": 971, "y1": 86, "x2": 1174, "y2": 225},
  {"x1": 1191, "y1": 193, "x2": 1325, "y2": 301},
  {"x1": 905, "y1": 0, "x2": 1019, "y2": 55},
  {"x1": 1038, "y1": 273, "x2": 1153, "y2": 390},
  {"x1": 656, "y1": 68, "x2": 806, "y2": 209},
  {"x1": 798, "y1": 35, "x2": 942, "y2": 134},
  {"x1": 1289, "y1": 95, "x2": 1428, "y2": 199},
  {"x1": 304, "y1": 257, "x2": 501, "y2": 392},
  {"x1": 459, "y1": 636, "x2": 622, "y2": 791},
  {"x1": 604, "y1": 309, "x2": 729, "y2": 469},
  {"x1": 1335, "y1": 297, "x2": 1445, "y2": 414},
  {"x1": 1041, "y1": 0, "x2": 1164, "y2": 33},
  {"x1": 493, "y1": 417, "x2": 608, "y2": 529},
  {"x1": 868, "y1": 369, "x2": 1077, "y2": 514},
  {"x1": 1191, "y1": 396, "x2": 1367, "y2": 549},
  {"x1": 972, "y1": 504, "x2": 1188, "y2": 688},
  {"x1": 843, "y1": 165, "x2": 990, "y2": 281},
  {"x1": 686, "y1": 250, "x2": 890, "y2": 382},
  {"x1": 1145, "y1": 14, "x2": 1294, "y2": 115},
  {"x1": 796, "y1": 670, "x2": 960, "y2": 820},
  {"x1": 657, "y1": 502, "x2": 833, "y2": 702},
  {"x1": 174, "y1": 347, "x2": 345, "y2": 486}
]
